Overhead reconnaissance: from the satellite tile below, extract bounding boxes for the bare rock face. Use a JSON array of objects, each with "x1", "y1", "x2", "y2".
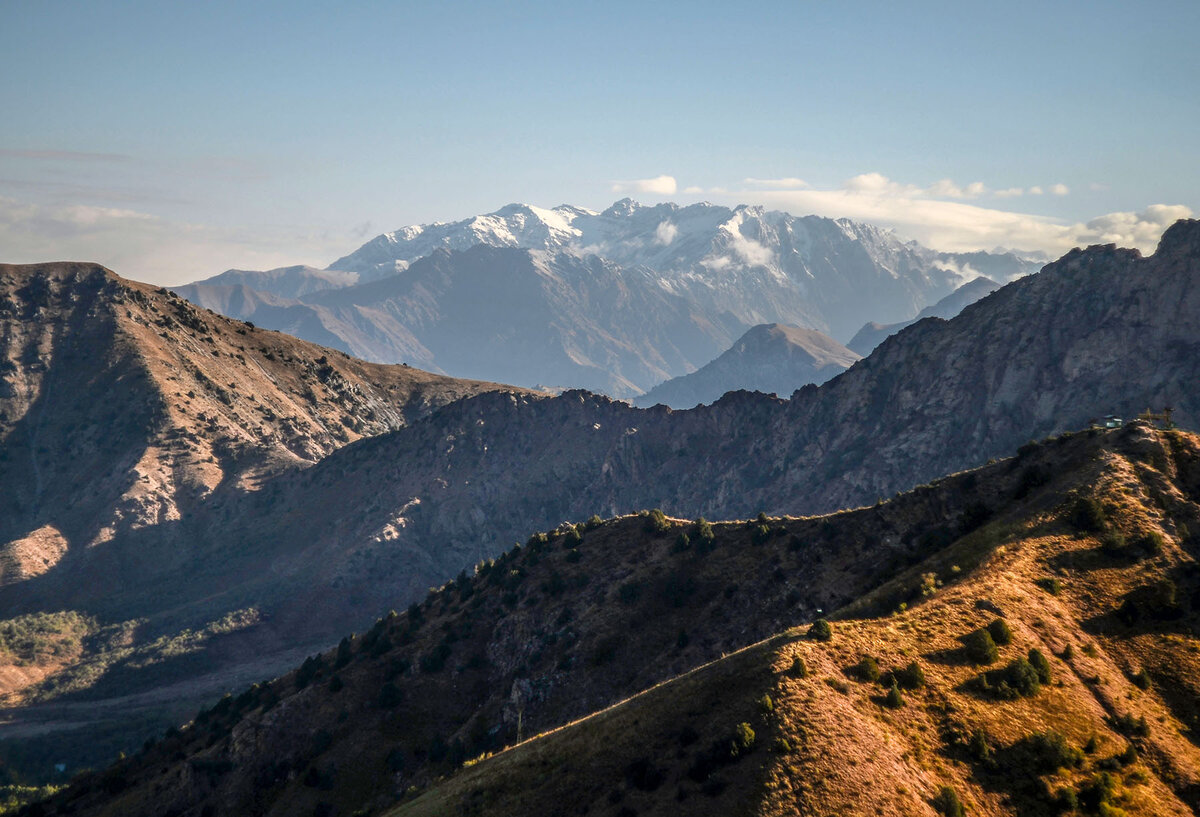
[{"x1": 635, "y1": 323, "x2": 861, "y2": 408}]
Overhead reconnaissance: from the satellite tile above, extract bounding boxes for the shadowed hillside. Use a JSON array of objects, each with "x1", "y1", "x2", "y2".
[{"x1": 31, "y1": 424, "x2": 1200, "y2": 816}]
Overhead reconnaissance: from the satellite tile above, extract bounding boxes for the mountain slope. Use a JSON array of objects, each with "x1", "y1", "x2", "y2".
[
  {"x1": 634, "y1": 323, "x2": 861, "y2": 408},
  {"x1": 186, "y1": 220, "x2": 1200, "y2": 622},
  {"x1": 0, "y1": 262, "x2": 525, "y2": 774},
  {"x1": 848, "y1": 274, "x2": 1002, "y2": 355},
  {"x1": 40, "y1": 423, "x2": 1200, "y2": 817}
]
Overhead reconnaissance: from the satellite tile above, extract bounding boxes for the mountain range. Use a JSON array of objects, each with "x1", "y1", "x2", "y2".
[
  {"x1": 0, "y1": 219, "x2": 1197, "y2": 811},
  {"x1": 177, "y1": 201, "x2": 1042, "y2": 396}
]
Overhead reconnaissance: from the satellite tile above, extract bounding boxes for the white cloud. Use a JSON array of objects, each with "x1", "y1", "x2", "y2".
[
  {"x1": 994, "y1": 187, "x2": 1024, "y2": 198},
  {"x1": 0, "y1": 195, "x2": 354, "y2": 285},
  {"x1": 1051, "y1": 183, "x2": 1070, "y2": 196},
  {"x1": 706, "y1": 175, "x2": 1190, "y2": 257},
  {"x1": 1072, "y1": 204, "x2": 1193, "y2": 250},
  {"x1": 926, "y1": 179, "x2": 987, "y2": 199},
  {"x1": 1089, "y1": 182, "x2": 1109, "y2": 192},
  {"x1": 654, "y1": 220, "x2": 678, "y2": 245},
  {"x1": 611, "y1": 175, "x2": 677, "y2": 195},
  {"x1": 743, "y1": 177, "x2": 809, "y2": 190},
  {"x1": 682, "y1": 186, "x2": 705, "y2": 195},
  {"x1": 1028, "y1": 185, "x2": 1044, "y2": 195}
]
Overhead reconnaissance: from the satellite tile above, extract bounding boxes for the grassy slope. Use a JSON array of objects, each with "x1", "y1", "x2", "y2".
[{"x1": 389, "y1": 425, "x2": 1200, "y2": 817}]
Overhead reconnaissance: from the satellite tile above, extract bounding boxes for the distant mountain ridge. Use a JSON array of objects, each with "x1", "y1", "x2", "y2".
[
  {"x1": 848, "y1": 275, "x2": 1001, "y2": 355},
  {"x1": 181, "y1": 201, "x2": 1043, "y2": 395},
  {"x1": 634, "y1": 323, "x2": 860, "y2": 408}
]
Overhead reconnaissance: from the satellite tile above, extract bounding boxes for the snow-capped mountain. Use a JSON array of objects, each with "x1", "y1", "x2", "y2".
[{"x1": 180, "y1": 201, "x2": 1044, "y2": 395}]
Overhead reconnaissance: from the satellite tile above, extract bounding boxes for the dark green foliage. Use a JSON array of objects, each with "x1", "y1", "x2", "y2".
[
  {"x1": 884, "y1": 683, "x2": 904, "y2": 709},
  {"x1": 663, "y1": 571, "x2": 696, "y2": 607},
  {"x1": 1022, "y1": 731, "x2": 1084, "y2": 774},
  {"x1": 963, "y1": 628, "x2": 999, "y2": 665},
  {"x1": 327, "y1": 675, "x2": 343, "y2": 693},
  {"x1": 751, "y1": 523, "x2": 771, "y2": 545},
  {"x1": 1077, "y1": 772, "x2": 1117, "y2": 812},
  {"x1": 334, "y1": 636, "x2": 354, "y2": 669},
  {"x1": 693, "y1": 518, "x2": 715, "y2": 552},
  {"x1": 671, "y1": 532, "x2": 691, "y2": 553},
  {"x1": 1100, "y1": 530, "x2": 1127, "y2": 556},
  {"x1": 1110, "y1": 712, "x2": 1149, "y2": 738},
  {"x1": 675, "y1": 630, "x2": 689, "y2": 649},
  {"x1": 564, "y1": 528, "x2": 583, "y2": 548},
  {"x1": 931, "y1": 785, "x2": 964, "y2": 817},
  {"x1": 986, "y1": 617, "x2": 1013, "y2": 646},
  {"x1": 958, "y1": 501, "x2": 992, "y2": 535},
  {"x1": 1083, "y1": 735, "x2": 1099, "y2": 754},
  {"x1": 378, "y1": 682, "x2": 402, "y2": 709},
  {"x1": 624, "y1": 757, "x2": 665, "y2": 792},
  {"x1": 1130, "y1": 668, "x2": 1151, "y2": 689},
  {"x1": 851, "y1": 655, "x2": 880, "y2": 683},
  {"x1": 585, "y1": 514, "x2": 603, "y2": 530},
  {"x1": 808, "y1": 619, "x2": 832, "y2": 641},
  {"x1": 976, "y1": 656, "x2": 1042, "y2": 699},
  {"x1": 967, "y1": 729, "x2": 992, "y2": 762},
  {"x1": 757, "y1": 694, "x2": 774, "y2": 714},
  {"x1": 1015, "y1": 464, "x2": 1050, "y2": 498},
  {"x1": 1028, "y1": 648, "x2": 1052, "y2": 684},
  {"x1": 565, "y1": 548, "x2": 582, "y2": 563},
  {"x1": 787, "y1": 656, "x2": 808, "y2": 678},
  {"x1": 1134, "y1": 529, "x2": 1165, "y2": 556},
  {"x1": 419, "y1": 643, "x2": 451, "y2": 673},
  {"x1": 1054, "y1": 786, "x2": 1078, "y2": 812},
  {"x1": 295, "y1": 654, "x2": 323, "y2": 689},
  {"x1": 1069, "y1": 495, "x2": 1106, "y2": 532},
  {"x1": 1035, "y1": 576, "x2": 1062, "y2": 595},
  {"x1": 888, "y1": 661, "x2": 927, "y2": 690},
  {"x1": 644, "y1": 509, "x2": 670, "y2": 535},
  {"x1": 730, "y1": 722, "x2": 755, "y2": 757},
  {"x1": 1118, "y1": 743, "x2": 1138, "y2": 765}
]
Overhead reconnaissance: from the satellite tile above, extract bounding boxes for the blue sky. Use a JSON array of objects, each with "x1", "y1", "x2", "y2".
[{"x1": 2, "y1": 0, "x2": 1197, "y2": 283}]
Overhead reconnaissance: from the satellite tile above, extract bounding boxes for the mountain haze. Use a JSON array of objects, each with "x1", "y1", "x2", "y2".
[
  {"x1": 849, "y1": 275, "x2": 1002, "y2": 356},
  {"x1": 634, "y1": 323, "x2": 861, "y2": 408},
  {"x1": 181, "y1": 201, "x2": 1041, "y2": 395}
]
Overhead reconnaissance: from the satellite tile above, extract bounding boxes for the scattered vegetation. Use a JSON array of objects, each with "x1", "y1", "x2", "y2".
[{"x1": 808, "y1": 619, "x2": 832, "y2": 641}]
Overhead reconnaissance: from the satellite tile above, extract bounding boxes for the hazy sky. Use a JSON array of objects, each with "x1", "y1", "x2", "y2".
[{"x1": 2, "y1": 0, "x2": 1197, "y2": 284}]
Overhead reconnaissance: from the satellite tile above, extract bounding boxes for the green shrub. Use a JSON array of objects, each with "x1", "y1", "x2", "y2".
[
  {"x1": 1035, "y1": 577, "x2": 1062, "y2": 595},
  {"x1": 1077, "y1": 772, "x2": 1118, "y2": 812},
  {"x1": 730, "y1": 722, "x2": 755, "y2": 757},
  {"x1": 1100, "y1": 530, "x2": 1127, "y2": 555},
  {"x1": 931, "y1": 785, "x2": 964, "y2": 817},
  {"x1": 644, "y1": 509, "x2": 670, "y2": 535},
  {"x1": 1024, "y1": 730, "x2": 1083, "y2": 774},
  {"x1": 884, "y1": 683, "x2": 904, "y2": 709},
  {"x1": 1130, "y1": 668, "x2": 1151, "y2": 689},
  {"x1": 1136, "y1": 529, "x2": 1165, "y2": 555},
  {"x1": 852, "y1": 655, "x2": 881, "y2": 683},
  {"x1": 967, "y1": 729, "x2": 992, "y2": 762},
  {"x1": 585, "y1": 514, "x2": 603, "y2": 530},
  {"x1": 1028, "y1": 648, "x2": 1052, "y2": 684},
  {"x1": 751, "y1": 523, "x2": 771, "y2": 545},
  {"x1": 891, "y1": 661, "x2": 926, "y2": 690},
  {"x1": 757, "y1": 694, "x2": 774, "y2": 714},
  {"x1": 694, "y1": 518, "x2": 715, "y2": 548},
  {"x1": 963, "y1": 628, "x2": 999, "y2": 664},
  {"x1": 671, "y1": 532, "x2": 691, "y2": 553},
  {"x1": 987, "y1": 618, "x2": 1013, "y2": 646},
  {"x1": 1070, "y1": 496, "x2": 1106, "y2": 532},
  {"x1": 1110, "y1": 713, "x2": 1149, "y2": 738},
  {"x1": 808, "y1": 619, "x2": 832, "y2": 641},
  {"x1": 787, "y1": 655, "x2": 808, "y2": 678}
]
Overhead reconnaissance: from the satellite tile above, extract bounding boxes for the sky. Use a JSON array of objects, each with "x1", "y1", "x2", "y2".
[{"x1": 1, "y1": 0, "x2": 1197, "y2": 285}]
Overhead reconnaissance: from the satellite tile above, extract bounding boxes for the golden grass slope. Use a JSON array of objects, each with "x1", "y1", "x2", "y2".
[{"x1": 389, "y1": 424, "x2": 1200, "y2": 817}]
